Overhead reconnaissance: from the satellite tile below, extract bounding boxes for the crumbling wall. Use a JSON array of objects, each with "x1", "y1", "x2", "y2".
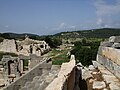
[
  {"x1": 0, "y1": 39, "x2": 17, "y2": 53},
  {"x1": 0, "y1": 37, "x2": 50, "y2": 56},
  {"x1": 3, "y1": 59, "x2": 52, "y2": 90},
  {"x1": 45, "y1": 55, "x2": 76, "y2": 90}
]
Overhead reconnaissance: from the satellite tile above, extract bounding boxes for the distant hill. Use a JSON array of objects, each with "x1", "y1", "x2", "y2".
[
  {"x1": 0, "y1": 32, "x2": 40, "y2": 40},
  {"x1": 1, "y1": 28, "x2": 120, "y2": 40},
  {"x1": 54, "y1": 28, "x2": 120, "y2": 38},
  {"x1": 8, "y1": 33, "x2": 39, "y2": 38}
]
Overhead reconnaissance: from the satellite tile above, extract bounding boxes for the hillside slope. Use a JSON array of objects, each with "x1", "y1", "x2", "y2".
[
  {"x1": 54, "y1": 28, "x2": 120, "y2": 38},
  {"x1": 1, "y1": 28, "x2": 120, "y2": 40}
]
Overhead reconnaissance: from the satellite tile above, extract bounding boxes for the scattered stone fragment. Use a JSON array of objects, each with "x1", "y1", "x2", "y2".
[
  {"x1": 0, "y1": 79, "x2": 5, "y2": 87},
  {"x1": 93, "y1": 81, "x2": 106, "y2": 89},
  {"x1": 100, "y1": 41, "x2": 113, "y2": 47},
  {"x1": 112, "y1": 43, "x2": 120, "y2": 49},
  {"x1": 103, "y1": 88, "x2": 108, "y2": 90},
  {"x1": 88, "y1": 65, "x2": 95, "y2": 71},
  {"x1": 109, "y1": 36, "x2": 120, "y2": 43},
  {"x1": 89, "y1": 78, "x2": 94, "y2": 84}
]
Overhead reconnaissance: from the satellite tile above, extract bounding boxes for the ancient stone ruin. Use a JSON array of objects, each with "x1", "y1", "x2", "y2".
[
  {"x1": 0, "y1": 36, "x2": 50, "y2": 56},
  {"x1": 95, "y1": 36, "x2": 120, "y2": 89},
  {"x1": 97, "y1": 36, "x2": 120, "y2": 79},
  {"x1": 0, "y1": 54, "x2": 53, "y2": 90},
  {"x1": 0, "y1": 55, "x2": 24, "y2": 85},
  {"x1": 45, "y1": 55, "x2": 76, "y2": 90},
  {"x1": 1, "y1": 36, "x2": 120, "y2": 90}
]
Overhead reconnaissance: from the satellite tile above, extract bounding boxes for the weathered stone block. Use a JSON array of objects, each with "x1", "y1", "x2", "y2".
[
  {"x1": 109, "y1": 36, "x2": 120, "y2": 43},
  {"x1": 93, "y1": 81, "x2": 106, "y2": 89},
  {"x1": 100, "y1": 41, "x2": 113, "y2": 47},
  {"x1": 96, "y1": 54, "x2": 120, "y2": 79},
  {"x1": 100, "y1": 47, "x2": 120, "y2": 66},
  {"x1": 88, "y1": 65, "x2": 95, "y2": 71},
  {"x1": 93, "y1": 61, "x2": 120, "y2": 90},
  {"x1": 112, "y1": 43, "x2": 120, "y2": 49},
  {"x1": 0, "y1": 39, "x2": 17, "y2": 53}
]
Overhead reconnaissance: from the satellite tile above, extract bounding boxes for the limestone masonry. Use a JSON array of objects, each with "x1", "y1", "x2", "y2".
[
  {"x1": 1, "y1": 36, "x2": 120, "y2": 90},
  {"x1": 0, "y1": 36, "x2": 50, "y2": 56},
  {"x1": 97, "y1": 36, "x2": 120, "y2": 79},
  {"x1": 45, "y1": 55, "x2": 76, "y2": 90}
]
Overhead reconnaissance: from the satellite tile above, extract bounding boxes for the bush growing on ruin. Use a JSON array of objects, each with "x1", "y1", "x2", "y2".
[{"x1": 0, "y1": 52, "x2": 18, "y2": 60}]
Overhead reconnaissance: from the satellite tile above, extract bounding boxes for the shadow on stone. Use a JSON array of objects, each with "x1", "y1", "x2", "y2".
[{"x1": 79, "y1": 79, "x2": 88, "y2": 90}]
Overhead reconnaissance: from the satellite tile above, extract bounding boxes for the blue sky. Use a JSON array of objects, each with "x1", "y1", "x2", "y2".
[{"x1": 0, "y1": 0, "x2": 120, "y2": 35}]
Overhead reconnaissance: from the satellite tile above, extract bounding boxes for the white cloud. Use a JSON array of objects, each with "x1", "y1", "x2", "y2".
[
  {"x1": 94, "y1": 0, "x2": 120, "y2": 28},
  {"x1": 50, "y1": 22, "x2": 77, "y2": 34},
  {"x1": 54, "y1": 22, "x2": 76, "y2": 30},
  {"x1": 69, "y1": 25, "x2": 76, "y2": 29},
  {"x1": 95, "y1": 0, "x2": 120, "y2": 16},
  {"x1": 97, "y1": 18, "x2": 102, "y2": 25},
  {"x1": 59, "y1": 22, "x2": 67, "y2": 28},
  {"x1": 5, "y1": 25, "x2": 9, "y2": 28}
]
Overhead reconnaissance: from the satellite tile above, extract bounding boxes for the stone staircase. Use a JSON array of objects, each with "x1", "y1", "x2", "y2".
[{"x1": 20, "y1": 65, "x2": 60, "y2": 90}]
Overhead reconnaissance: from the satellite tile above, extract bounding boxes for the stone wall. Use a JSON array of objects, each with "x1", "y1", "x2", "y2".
[
  {"x1": 18, "y1": 54, "x2": 44, "y2": 69},
  {"x1": 0, "y1": 37, "x2": 50, "y2": 56},
  {"x1": 0, "y1": 39, "x2": 17, "y2": 53},
  {"x1": 45, "y1": 55, "x2": 76, "y2": 90},
  {"x1": 98, "y1": 46, "x2": 120, "y2": 65},
  {"x1": 97, "y1": 36, "x2": 120, "y2": 79},
  {"x1": 3, "y1": 59, "x2": 52, "y2": 90},
  {"x1": 97, "y1": 54, "x2": 120, "y2": 79}
]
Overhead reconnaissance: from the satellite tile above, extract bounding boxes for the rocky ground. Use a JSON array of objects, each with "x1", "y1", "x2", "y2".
[
  {"x1": 85, "y1": 67, "x2": 110, "y2": 90},
  {"x1": 74, "y1": 62, "x2": 119, "y2": 90}
]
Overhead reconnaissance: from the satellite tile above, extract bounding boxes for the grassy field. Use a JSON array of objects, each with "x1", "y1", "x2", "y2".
[{"x1": 48, "y1": 48, "x2": 71, "y2": 65}]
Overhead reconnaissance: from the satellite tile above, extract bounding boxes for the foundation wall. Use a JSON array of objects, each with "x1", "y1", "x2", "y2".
[{"x1": 3, "y1": 60, "x2": 52, "y2": 90}]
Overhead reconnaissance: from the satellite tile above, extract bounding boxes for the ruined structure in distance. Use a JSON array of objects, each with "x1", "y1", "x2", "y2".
[
  {"x1": 0, "y1": 36, "x2": 120, "y2": 90},
  {"x1": 0, "y1": 36, "x2": 50, "y2": 56}
]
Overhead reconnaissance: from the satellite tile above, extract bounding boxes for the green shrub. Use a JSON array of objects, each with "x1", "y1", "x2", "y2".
[
  {"x1": 23, "y1": 59, "x2": 29, "y2": 66},
  {"x1": 52, "y1": 59, "x2": 69, "y2": 65},
  {"x1": 0, "y1": 52, "x2": 18, "y2": 60},
  {"x1": 71, "y1": 40, "x2": 100, "y2": 66}
]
